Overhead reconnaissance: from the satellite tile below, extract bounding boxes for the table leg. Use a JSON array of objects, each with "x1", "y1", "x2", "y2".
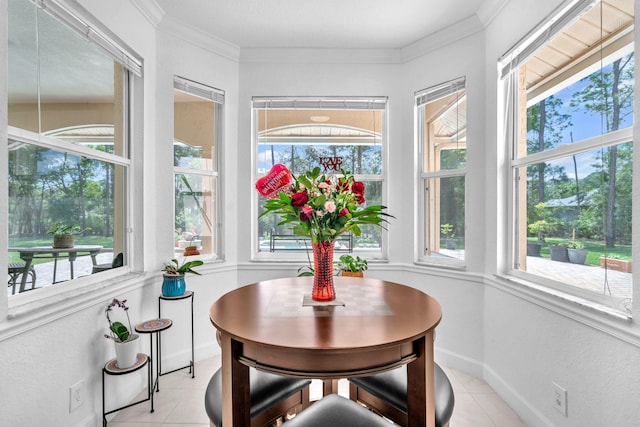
[
  {"x1": 18, "y1": 253, "x2": 34, "y2": 293},
  {"x1": 220, "y1": 333, "x2": 250, "y2": 427},
  {"x1": 69, "y1": 252, "x2": 78, "y2": 280},
  {"x1": 53, "y1": 254, "x2": 59, "y2": 283},
  {"x1": 322, "y1": 379, "x2": 339, "y2": 395},
  {"x1": 407, "y1": 332, "x2": 435, "y2": 427}
]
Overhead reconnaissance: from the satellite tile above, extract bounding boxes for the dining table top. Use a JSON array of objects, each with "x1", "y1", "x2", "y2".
[{"x1": 210, "y1": 276, "x2": 442, "y2": 375}]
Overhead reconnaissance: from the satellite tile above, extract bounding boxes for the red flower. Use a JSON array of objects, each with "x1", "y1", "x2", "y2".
[
  {"x1": 356, "y1": 193, "x2": 366, "y2": 204},
  {"x1": 339, "y1": 208, "x2": 350, "y2": 217},
  {"x1": 291, "y1": 191, "x2": 308, "y2": 208},
  {"x1": 300, "y1": 205, "x2": 313, "y2": 222},
  {"x1": 351, "y1": 181, "x2": 365, "y2": 195}
]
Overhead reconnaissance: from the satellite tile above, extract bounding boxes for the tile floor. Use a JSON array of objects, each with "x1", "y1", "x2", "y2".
[{"x1": 109, "y1": 356, "x2": 528, "y2": 427}]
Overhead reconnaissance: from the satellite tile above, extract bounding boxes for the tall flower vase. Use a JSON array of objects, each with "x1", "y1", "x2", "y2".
[{"x1": 312, "y1": 241, "x2": 336, "y2": 302}]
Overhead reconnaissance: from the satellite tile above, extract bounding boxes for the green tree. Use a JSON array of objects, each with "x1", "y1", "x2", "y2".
[{"x1": 570, "y1": 53, "x2": 634, "y2": 247}]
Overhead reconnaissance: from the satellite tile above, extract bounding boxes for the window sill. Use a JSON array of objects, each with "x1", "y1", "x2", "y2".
[
  {"x1": 1, "y1": 270, "x2": 149, "y2": 341},
  {"x1": 488, "y1": 273, "x2": 640, "y2": 346}
]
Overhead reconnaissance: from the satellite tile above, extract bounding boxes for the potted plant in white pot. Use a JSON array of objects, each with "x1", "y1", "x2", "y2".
[
  {"x1": 161, "y1": 257, "x2": 203, "y2": 297},
  {"x1": 336, "y1": 254, "x2": 368, "y2": 277},
  {"x1": 104, "y1": 298, "x2": 139, "y2": 368}
]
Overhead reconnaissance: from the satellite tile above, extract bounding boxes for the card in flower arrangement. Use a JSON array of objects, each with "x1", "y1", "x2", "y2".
[{"x1": 255, "y1": 163, "x2": 293, "y2": 198}]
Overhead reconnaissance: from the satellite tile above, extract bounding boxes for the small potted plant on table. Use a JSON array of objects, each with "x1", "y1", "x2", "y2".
[
  {"x1": 336, "y1": 254, "x2": 368, "y2": 278},
  {"x1": 47, "y1": 223, "x2": 88, "y2": 248},
  {"x1": 105, "y1": 298, "x2": 139, "y2": 369}
]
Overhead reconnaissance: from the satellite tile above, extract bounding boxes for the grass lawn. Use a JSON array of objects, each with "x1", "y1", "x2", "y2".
[
  {"x1": 529, "y1": 237, "x2": 631, "y2": 266},
  {"x1": 8, "y1": 236, "x2": 113, "y2": 264}
]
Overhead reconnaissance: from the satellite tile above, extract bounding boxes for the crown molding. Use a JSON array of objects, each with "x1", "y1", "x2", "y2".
[
  {"x1": 476, "y1": 0, "x2": 512, "y2": 27},
  {"x1": 401, "y1": 14, "x2": 485, "y2": 62},
  {"x1": 240, "y1": 47, "x2": 402, "y2": 64},
  {"x1": 158, "y1": 15, "x2": 241, "y2": 62},
  {"x1": 129, "y1": 0, "x2": 165, "y2": 28},
  {"x1": 152, "y1": 1, "x2": 509, "y2": 65}
]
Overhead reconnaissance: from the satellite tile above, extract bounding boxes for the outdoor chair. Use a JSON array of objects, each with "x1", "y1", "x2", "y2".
[
  {"x1": 92, "y1": 252, "x2": 124, "y2": 274},
  {"x1": 8, "y1": 262, "x2": 36, "y2": 294},
  {"x1": 349, "y1": 362, "x2": 455, "y2": 427}
]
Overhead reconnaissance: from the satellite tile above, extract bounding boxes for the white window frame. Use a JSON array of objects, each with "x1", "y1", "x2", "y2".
[
  {"x1": 416, "y1": 77, "x2": 467, "y2": 268},
  {"x1": 251, "y1": 96, "x2": 389, "y2": 262},
  {"x1": 172, "y1": 76, "x2": 225, "y2": 262},
  {"x1": 498, "y1": 0, "x2": 634, "y2": 319},
  {"x1": 4, "y1": 0, "x2": 141, "y2": 317}
]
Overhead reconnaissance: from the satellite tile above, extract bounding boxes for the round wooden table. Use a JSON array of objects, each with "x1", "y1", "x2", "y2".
[{"x1": 209, "y1": 276, "x2": 442, "y2": 427}]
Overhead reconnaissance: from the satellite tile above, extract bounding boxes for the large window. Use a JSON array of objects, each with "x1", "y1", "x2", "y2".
[
  {"x1": 416, "y1": 77, "x2": 467, "y2": 266},
  {"x1": 252, "y1": 97, "x2": 387, "y2": 259},
  {"x1": 500, "y1": 0, "x2": 633, "y2": 315},
  {"x1": 7, "y1": 0, "x2": 140, "y2": 296},
  {"x1": 173, "y1": 77, "x2": 224, "y2": 260}
]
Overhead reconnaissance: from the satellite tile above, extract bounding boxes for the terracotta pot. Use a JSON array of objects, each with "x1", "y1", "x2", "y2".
[{"x1": 341, "y1": 271, "x2": 364, "y2": 278}]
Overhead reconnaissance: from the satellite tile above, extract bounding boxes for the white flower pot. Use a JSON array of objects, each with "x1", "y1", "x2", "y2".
[{"x1": 114, "y1": 334, "x2": 139, "y2": 369}]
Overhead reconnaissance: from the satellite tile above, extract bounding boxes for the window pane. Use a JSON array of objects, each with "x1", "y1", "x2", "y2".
[
  {"x1": 425, "y1": 176, "x2": 465, "y2": 260},
  {"x1": 524, "y1": 55, "x2": 634, "y2": 156},
  {"x1": 256, "y1": 109, "x2": 383, "y2": 176},
  {"x1": 8, "y1": 142, "x2": 125, "y2": 292},
  {"x1": 518, "y1": 142, "x2": 632, "y2": 305},
  {"x1": 422, "y1": 89, "x2": 466, "y2": 171},
  {"x1": 174, "y1": 174, "x2": 216, "y2": 257},
  {"x1": 257, "y1": 179, "x2": 384, "y2": 253},
  {"x1": 8, "y1": 0, "x2": 39, "y2": 132},
  {"x1": 37, "y1": 9, "x2": 123, "y2": 155},
  {"x1": 174, "y1": 90, "x2": 218, "y2": 170}
]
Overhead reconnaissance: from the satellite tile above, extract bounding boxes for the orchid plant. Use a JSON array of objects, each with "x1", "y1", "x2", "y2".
[{"x1": 104, "y1": 298, "x2": 133, "y2": 343}]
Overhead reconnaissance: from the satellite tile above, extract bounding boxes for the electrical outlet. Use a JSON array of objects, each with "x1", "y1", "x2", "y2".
[
  {"x1": 69, "y1": 379, "x2": 85, "y2": 412},
  {"x1": 552, "y1": 382, "x2": 567, "y2": 417}
]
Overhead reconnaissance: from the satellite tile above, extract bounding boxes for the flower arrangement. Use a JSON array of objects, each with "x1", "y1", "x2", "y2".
[
  {"x1": 104, "y1": 298, "x2": 133, "y2": 342},
  {"x1": 258, "y1": 165, "x2": 392, "y2": 243}
]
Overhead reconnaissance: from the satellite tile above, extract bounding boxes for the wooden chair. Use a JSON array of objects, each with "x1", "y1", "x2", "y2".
[
  {"x1": 8, "y1": 262, "x2": 36, "y2": 294},
  {"x1": 204, "y1": 367, "x2": 311, "y2": 427},
  {"x1": 349, "y1": 362, "x2": 455, "y2": 427}
]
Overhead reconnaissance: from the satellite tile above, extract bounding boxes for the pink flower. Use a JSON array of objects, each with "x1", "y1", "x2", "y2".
[
  {"x1": 299, "y1": 205, "x2": 313, "y2": 222},
  {"x1": 339, "y1": 208, "x2": 350, "y2": 217},
  {"x1": 325, "y1": 201, "x2": 336, "y2": 213},
  {"x1": 318, "y1": 182, "x2": 330, "y2": 189}
]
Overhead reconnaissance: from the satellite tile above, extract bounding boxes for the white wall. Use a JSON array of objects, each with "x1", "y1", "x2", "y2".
[
  {"x1": 482, "y1": 0, "x2": 640, "y2": 425},
  {"x1": 1, "y1": 0, "x2": 639, "y2": 426}
]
